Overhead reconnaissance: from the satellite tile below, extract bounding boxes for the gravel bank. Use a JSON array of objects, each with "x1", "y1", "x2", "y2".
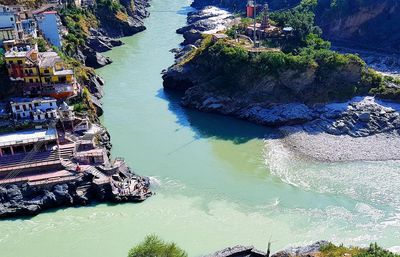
[{"x1": 272, "y1": 126, "x2": 400, "y2": 162}]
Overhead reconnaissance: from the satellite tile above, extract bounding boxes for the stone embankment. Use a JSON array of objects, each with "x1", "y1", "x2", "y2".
[{"x1": 0, "y1": 163, "x2": 152, "y2": 218}]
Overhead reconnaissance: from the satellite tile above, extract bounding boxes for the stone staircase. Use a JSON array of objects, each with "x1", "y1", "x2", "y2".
[
  {"x1": 0, "y1": 150, "x2": 61, "y2": 173},
  {"x1": 84, "y1": 166, "x2": 108, "y2": 181},
  {"x1": 58, "y1": 144, "x2": 76, "y2": 160}
]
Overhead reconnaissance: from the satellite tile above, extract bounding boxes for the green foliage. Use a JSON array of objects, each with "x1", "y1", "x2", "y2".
[
  {"x1": 97, "y1": 0, "x2": 125, "y2": 13},
  {"x1": 270, "y1": 0, "x2": 322, "y2": 50},
  {"x1": 357, "y1": 243, "x2": 400, "y2": 257},
  {"x1": 321, "y1": 243, "x2": 400, "y2": 257},
  {"x1": 320, "y1": 243, "x2": 364, "y2": 257},
  {"x1": 60, "y1": 6, "x2": 98, "y2": 51},
  {"x1": 179, "y1": 34, "x2": 214, "y2": 65},
  {"x1": 305, "y1": 33, "x2": 331, "y2": 50},
  {"x1": 208, "y1": 42, "x2": 249, "y2": 73},
  {"x1": 32, "y1": 37, "x2": 48, "y2": 52},
  {"x1": 73, "y1": 102, "x2": 88, "y2": 113},
  {"x1": 0, "y1": 51, "x2": 4, "y2": 67},
  {"x1": 127, "y1": 235, "x2": 188, "y2": 257}
]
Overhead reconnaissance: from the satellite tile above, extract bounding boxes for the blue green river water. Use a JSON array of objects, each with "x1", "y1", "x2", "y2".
[{"x1": 0, "y1": 0, "x2": 399, "y2": 256}]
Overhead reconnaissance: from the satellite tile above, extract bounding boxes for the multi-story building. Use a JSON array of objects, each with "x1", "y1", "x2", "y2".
[
  {"x1": 4, "y1": 43, "x2": 38, "y2": 81},
  {"x1": 35, "y1": 11, "x2": 63, "y2": 48},
  {"x1": 0, "y1": 5, "x2": 22, "y2": 43},
  {"x1": 4, "y1": 41, "x2": 79, "y2": 99},
  {"x1": 10, "y1": 97, "x2": 59, "y2": 121},
  {"x1": 0, "y1": 5, "x2": 37, "y2": 43}
]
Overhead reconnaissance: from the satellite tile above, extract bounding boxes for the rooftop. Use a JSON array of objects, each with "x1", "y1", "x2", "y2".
[
  {"x1": 5, "y1": 50, "x2": 30, "y2": 58},
  {"x1": 39, "y1": 51, "x2": 62, "y2": 68},
  {"x1": 54, "y1": 69, "x2": 74, "y2": 76},
  {"x1": 10, "y1": 97, "x2": 57, "y2": 104},
  {"x1": 0, "y1": 128, "x2": 57, "y2": 147}
]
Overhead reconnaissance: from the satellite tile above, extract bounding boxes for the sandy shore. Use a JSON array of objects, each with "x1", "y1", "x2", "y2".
[{"x1": 270, "y1": 126, "x2": 400, "y2": 162}]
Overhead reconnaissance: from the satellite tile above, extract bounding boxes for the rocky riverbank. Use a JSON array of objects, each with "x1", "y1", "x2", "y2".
[
  {"x1": 0, "y1": 167, "x2": 152, "y2": 218},
  {"x1": 65, "y1": 0, "x2": 151, "y2": 69},
  {"x1": 0, "y1": 1, "x2": 154, "y2": 219},
  {"x1": 206, "y1": 241, "x2": 400, "y2": 257},
  {"x1": 162, "y1": 3, "x2": 400, "y2": 162},
  {"x1": 176, "y1": 6, "x2": 235, "y2": 46}
]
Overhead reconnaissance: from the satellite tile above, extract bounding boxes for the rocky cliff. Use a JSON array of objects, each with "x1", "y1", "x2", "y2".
[
  {"x1": 60, "y1": 0, "x2": 150, "y2": 69},
  {"x1": 95, "y1": 0, "x2": 150, "y2": 38},
  {"x1": 315, "y1": 0, "x2": 400, "y2": 52}
]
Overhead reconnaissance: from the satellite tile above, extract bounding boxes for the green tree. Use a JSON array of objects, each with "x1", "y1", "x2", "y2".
[
  {"x1": 356, "y1": 243, "x2": 400, "y2": 257},
  {"x1": 128, "y1": 235, "x2": 188, "y2": 257}
]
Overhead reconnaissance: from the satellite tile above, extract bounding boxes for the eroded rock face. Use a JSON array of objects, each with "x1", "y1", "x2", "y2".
[
  {"x1": 69, "y1": 0, "x2": 150, "y2": 68},
  {"x1": 0, "y1": 182, "x2": 83, "y2": 218},
  {"x1": 315, "y1": 0, "x2": 400, "y2": 52}
]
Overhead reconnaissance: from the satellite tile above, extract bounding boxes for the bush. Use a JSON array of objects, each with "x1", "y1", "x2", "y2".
[
  {"x1": 128, "y1": 235, "x2": 187, "y2": 257},
  {"x1": 320, "y1": 242, "x2": 400, "y2": 257}
]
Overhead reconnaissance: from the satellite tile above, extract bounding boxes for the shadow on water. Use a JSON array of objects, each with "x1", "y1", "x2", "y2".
[
  {"x1": 177, "y1": 6, "x2": 195, "y2": 16},
  {"x1": 157, "y1": 88, "x2": 281, "y2": 144}
]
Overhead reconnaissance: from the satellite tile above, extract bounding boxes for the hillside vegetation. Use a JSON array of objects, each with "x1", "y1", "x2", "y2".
[{"x1": 171, "y1": 0, "x2": 400, "y2": 103}]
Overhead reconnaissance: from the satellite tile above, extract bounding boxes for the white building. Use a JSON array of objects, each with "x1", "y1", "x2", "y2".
[{"x1": 10, "y1": 97, "x2": 59, "y2": 121}]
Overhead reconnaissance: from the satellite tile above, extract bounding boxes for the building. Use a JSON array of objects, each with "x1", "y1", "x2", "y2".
[
  {"x1": 4, "y1": 42, "x2": 38, "y2": 81},
  {"x1": 0, "y1": 128, "x2": 60, "y2": 173},
  {"x1": 4, "y1": 41, "x2": 79, "y2": 99},
  {"x1": 10, "y1": 97, "x2": 59, "y2": 121},
  {"x1": 0, "y1": 5, "x2": 22, "y2": 43},
  {"x1": 0, "y1": 5, "x2": 37, "y2": 43},
  {"x1": 35, "y1": 11, "x2": 63, "y2": 48},
  {"x1": 38, "y1": 52, "x2": 74, "y2": 84}
]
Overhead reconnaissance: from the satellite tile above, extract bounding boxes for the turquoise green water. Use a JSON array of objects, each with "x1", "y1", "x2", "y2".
[{"x1": 1, "y1": 0, "x2": 400, "y2": 256}]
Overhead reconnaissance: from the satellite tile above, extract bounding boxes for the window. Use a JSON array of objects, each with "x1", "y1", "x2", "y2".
[
  {"x1": 10, "y1": 17, "x2": 13, "y2": 22},
  {"x1": 50, "y1": 102, "x2": 53, "y2": 107},
  {"x1": 34, "y1": 102, "x2": 39, "y2": 107},
  {"x1": 29, "y1": 78, "x2": 33, "y2": 83},
  {"x1": 8, "y1": 60, "x2": 13, "y2": 64},
  {"x1": 45, "y1": 77, "x2": 51, "y2": 83},
  {"x1": 15, "y1": 105, "x2": 20, "y2": 110},
  {"x1": 17, "y1": 60, "x2": 22, "y2": 65},
  {"x1": 36, "y1": 78, "x2": 39, "y2": 82},
  {"x1": 44, "y1": 69, "x2": 49, "y2": 74}
]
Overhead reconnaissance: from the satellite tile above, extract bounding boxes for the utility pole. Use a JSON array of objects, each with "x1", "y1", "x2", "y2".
[{"x1": 253, "y1": 0, "x2": 257, "y2": 48}]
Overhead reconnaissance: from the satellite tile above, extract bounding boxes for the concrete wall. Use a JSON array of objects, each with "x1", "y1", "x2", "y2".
[{"x1": 0, "y1": 13, "x2": 16, "y2": 29}]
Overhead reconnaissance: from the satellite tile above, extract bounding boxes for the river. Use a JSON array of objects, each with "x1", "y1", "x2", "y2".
[{"x1": 1, "y1": 0, "x2": 400, "y2": 256}]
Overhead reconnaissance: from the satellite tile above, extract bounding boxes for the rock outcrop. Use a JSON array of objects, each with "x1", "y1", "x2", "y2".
[
  {"x1": 0, "y1": 168, "x2": 152, "y2": 219},
  {"x1": 177, "y1": 6, "x2": 234, "y2": 45},
  {"x1": 204, "y1": 241, "x2": 330, "y2": 257},
  {"x1": 63, "y1": 0, "x2": 151, "y2": 69}
]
